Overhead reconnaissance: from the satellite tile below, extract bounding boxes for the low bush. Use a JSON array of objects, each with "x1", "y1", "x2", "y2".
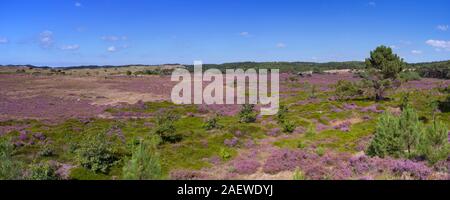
[
  {"x1": 0, "y1": 139, "x2": 23, "y2": 180},
  {"x1": 293, "y1": 168, "x2": 306, "y2": 180},
  {"x1": 238, "y1": 104, "x2": 257, "y2": 123},
  {"x1": 276, "y1": 105, "x2": 288, "y2": 123},
  {"x1": 315, "y1": 147, "x2": 325, "y2": 157},
  {"x1": 367, "y1": 107, "x2": 419, "y2": 158},
  {"x1": 219, "y1": 148, "x2": 232, "y2": 160},
  {"x1": 154, "y1": 111, "x2": 182, "y2": 143},
  {"x1": 367, "y1": 106, "x2": 449, "y2": 164},
  {"x1": 122, "y1": 136, "x2": 163, "y2": 180},
  {"x1": 399, "y1": 70, "x2": 421, "y2": 82},
  {"x1": 76, "y1": 133, "x2": 120, "y2": 173},
  {"x1": 418, "y1": 121, "x2": 450, "y2": 164},
  {"x1": 281, "y1": 120, "x2": 296, "y2": 133},
  {"x1": 203, "y1": 116, "x2": 222, "y2": 130},
  {"x1": 334, "y1": 80, "x2": 364, "y2": 100},
  {"x1": 38, "y1": 144, "x2": 55, "y2": 157},
  {"x1": 28, "y1": 162, "x2": 60, "y2": 180}
]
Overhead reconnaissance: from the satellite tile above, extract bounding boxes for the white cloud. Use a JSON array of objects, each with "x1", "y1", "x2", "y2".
[
  {"x1": 368, "y1": 1, "x2": 376, "y2": 7},
  {"x1": 107, "y1": 46, "x2": 117, "y2": 52},
  {"x1": 437, "y1": 25, "x2": 449, "y2": 31},
  {"x1": 0, "y1": 37, "x2": 8, "y2": 44},
  {"x1": 61, "y1": 44, "x2": 80, "y2": 51},
  {"x1": 276, "y1": 42, "x2": 286, "y2": 48},
  {"x1": 426, "y1": 39, "x2": 450, "y2": 51},
  {"x1": 75, "y1": 2, "x2": 82, "y2": 7},
  {"x1": 411, "y1": 50, "x2": 422, "y2": 55},
  {"x1": 106, "y1": 44, "x2": 129, "y2": 52},
  {"x1": 39, "y1": 30, "x2": 54, "y2": 48},
  {"x1": 240, "y1": 32, "x2": 249, "y2": 37},
  {"x1": 101, "y1": 35, "x2": 127, "y2": 42}
]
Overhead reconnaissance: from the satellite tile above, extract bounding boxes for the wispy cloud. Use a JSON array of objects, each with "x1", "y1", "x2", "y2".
[
  {"x1": 368, "y1": 1, "x2": 376, "y2": 7},
  {"x1": 426, "y1": 39, "x2": 450, "y2": 51},
  {"x1": 106, "y1": 45, "x2": 128, "y2": 53},
  {"x1": 75, "y1": 2, "x2": 82, "y2": 7},
  {"x1": 61, "y1": 44, "x2": 80, "y2": 51},
  {"x1": 276, "y1": 42, "x2": 286, "y2": 48},
  {"x1": 0, "y1": 37, "x2": 8, "y2": 44},
  {"x1": 39, "y1": 30, "x2": 54, "y2": 48},
  {"x1": 107, "y1": 46, "x2": 117, "y2": 52},
  {"x1": 411, "y1": 50, "x2": 422, "y2": 55},
  {"x1": 101, "y1": 35, "x2": 128, "y2": 42},
  {"x1": 437, "y1": 24, "x2": 449, "y2": 31},
  {"x1": 239, "y1": 32, "x2": 250, "y2": 37}
]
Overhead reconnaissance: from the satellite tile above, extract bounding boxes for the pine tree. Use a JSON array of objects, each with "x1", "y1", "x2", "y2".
[
  {"x1": 398, "y1": 106, "x2": 422, "y2": 157},
  {"x1": 364, "y1": 46, "x2": 405, "y2": 100},
  {"x1": 419, "y1": 120, "x2": 449, "y2": 164},
  {"x1": 367, "y1": 113, "x2": 403, "y2": 158},
  {"x1": 122, "y1": 136, "x2": 162, "y2": 180}
]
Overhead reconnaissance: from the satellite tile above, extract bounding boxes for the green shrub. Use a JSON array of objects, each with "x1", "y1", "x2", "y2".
[
  {"x1": 334, "y1": 80, "x2": 363, "y2": 100},
  {"x1": 276, "y1": 105, "x2": 288, "y2": 123},
  {"x1": 399, "y1": 70, "x2": 421, "y2": 82},
  {"x1": 29, "y1": 162, "x2": 60, "y2": 180},
  {"x1": 418, "y1": 121, "x2": 449, "y2": 164},
  {"x1": 305, "y1": 124, "x2": 316, "y2": 137},
  {"x1": 293, "y1": 168, "x2": 306, "y2": 180},
  {"x1": 154, "y1": 111, "x2": 182, "y2": 143},
  {"x1": 438, "y1": 95, "x2": 450, "y2": 113},
  {"x1": 281, "y1": 120, "x2": 296, "y2": 133},
  {"x1": 238, "y1": 104, "x2": 257, "y2": 123},
  {"x1": 312, "y1": 68, "x2": 324, "y2": 74},
  {"x1": 76, "y1": 133, "x2": 120, "y2": 173},
  {"x1": 367, "y1": 106, "x2": 449, "y2": 164},
  {"x1": 38, "y1": 144, "x2": 55, "y2": 157},
  {"x1": 203, "y1": 116, "x2": 222, "y2": 130},
  {"x1": 219, "y1": 148, "x2": 232, "y2": 160},
  {"x1": 399, "y1": 93, "x2": 411, "y2": 111},
  {"x1": 398, "y1": 106, "x2": 422, "y2": 156},
  {"x1": 367, "y1": 113, "x2": 404, "y2": 158},
  {"x1": 122, "y1": 136, "x2": 163, "y2": 180},
  {"x1": 0, "y1": 139, "x2": 23, "y2": 180},
  {"x1": 309, "y1": 85, "x2": 317, "y2": 99},
  {"x1": 367, "y1": 107, "x2": 422, "y2": 158},
  {"x1": 297, "y1": 141, "x2": 306, "y2": 149},
  {"x1": 315, "y1": 147, "x2": 325, "y2": 157}
]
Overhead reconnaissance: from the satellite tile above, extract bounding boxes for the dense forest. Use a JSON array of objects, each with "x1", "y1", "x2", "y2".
[
  {"x1": 186, "y1": 60, "x2": 450, "y2": 79},
  {"x1": 1, "y1": 60, "x2": 449, "y2": 79}
]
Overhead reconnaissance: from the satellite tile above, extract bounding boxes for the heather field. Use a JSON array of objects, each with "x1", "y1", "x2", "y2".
[{"x1": 1, "y1": 67, "x2": 449, "y2": 180}]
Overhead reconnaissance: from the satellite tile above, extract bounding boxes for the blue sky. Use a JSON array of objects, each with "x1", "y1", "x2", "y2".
[{"x1": 0, "y1": 0, "x2": 449, "y2": 66}]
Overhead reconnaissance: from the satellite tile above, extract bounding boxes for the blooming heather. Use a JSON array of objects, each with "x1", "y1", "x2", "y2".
[
  {"x1": 360, "y1": 105, "x2": 383, "y2": 113},
  {"x1": 170, "y1": 170, "x2": 210, "y2": 180},
  {"x1": 267, "y1": 128, "x2": 281, "y2": 137},
  {"x1": 224, "y1": 137, "x2": 239, "y2": 147},
  {"x1": 333, "y1": 121, "x2": 352, "y2": 132},
  {"x1": 232, "y1": 159, "x2": 261, "y2": 175}
]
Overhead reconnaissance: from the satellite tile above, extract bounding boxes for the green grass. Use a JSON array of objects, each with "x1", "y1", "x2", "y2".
[{"x1": 274, "y1": 120, "x2": 376, "y2": 153}]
